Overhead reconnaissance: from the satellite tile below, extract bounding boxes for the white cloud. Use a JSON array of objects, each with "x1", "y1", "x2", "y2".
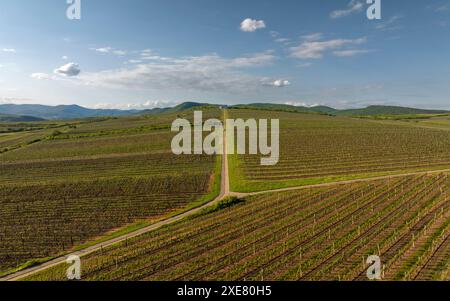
[
  {"x1": 229, "y1": 51, "x2": 275, "y2": 67},
  {"x1": 92, "y1": 100, "x2": 180, "y2": 110},
  {"x1": 436, "y1": 3, "x2": 450, "y2": 12},
  {"x1": 140, "y1": 49, "x2": 154, "y2": 57},
  {"x1": 275, "y1": 38, "x2": 290, "y2": 44},
  {"x1": 375, "y1": 15, "x2": 403, "y2": 31},
  {"x1": 284, "y1": 101, "x2": 320, "y2": 107},
  {"x1": 76, "y1": 52, "x2": 284, "y2": 93},
  {"x1": 92, "y1": 47, "x2": 112, "y2": 53},
  {"x1": 127, "y1": 59, "x2": 143, "y2": 64},
  {"x1": 140, "y1": 55, "x2": 172, "y2": 61},
  {"x1": 240, "y1": 18, "x2": 266, "y2": 32},
  {"x1": 139, "y1": 50, "x2": 173, "y2": 61},
  {"x1": 113, "y1": 50, "x2": 127, "y2": 56},
  {"x1": 271, "y1": 79, "x2": 291, "y2": 87},
  {"x1": 140, "y1": 100, "x2": 180, "y2": 109},
  {"x1": 31, "y1": 73, "x2": 53, "y2": 80},
  {"x1": 301, "y1": 33, "x2": 323, "y2": 41},
  {"x1": 0, "y1": 97, "x2": 37, "y2": 105},
  {"x1": 1, "y1": 48, "x2": 16, "y2": 53},
  {"x1": 333, "y1": 49, "x2": 373, "y2": 57},
  {"x1": 54, "y1": 62, "x2": 81, "y2": 77},
  {"x1": 290, "y1": 37, "x2": 367, "y2": 59},
  {"x1": 270, "y1": 31, "x2": 280, "y2": 38},
  {"x1": 91, "y1": 47, "x2": 127, "y2": 56},
  {"x1": 330, "y1": 0, "x2": 364, "y2": 19},
  {"x1": 62, "y1": 56, "x2": 69, "y2": 60}
]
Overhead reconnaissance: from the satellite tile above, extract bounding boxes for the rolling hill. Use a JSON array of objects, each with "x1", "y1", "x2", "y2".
[
  {"x1": 0, "y1": 102, "x2": 215, "y2": 120},
  {"x1": 140, "y1": 102, "x2": 217, "y2": 115},
  {"x1": 0, "y1": 114, "x2": 46, "y2": 122},
  {"x1": 337, "y1": 105, "x2": 450, "y2": 116},
  {"x1": 1, "y1": 102, "x2": 448, "y2": 120},
  {"x1": 0, "y1": 104, "x2": 140, "y2": 120},
  {"x1": 230, "y1": 103, "x2": 449, "y2": 116}
]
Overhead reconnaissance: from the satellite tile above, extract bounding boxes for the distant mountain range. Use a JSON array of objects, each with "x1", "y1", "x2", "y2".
[
  {"x1": 231, "y1": 103, "x2": 450, "y2": 116},
  {"x1": 0, "y1": 104, "x2": 141, "y2": 121},
  {"x1": 0, "y1": 114, "x2": 46, "y2": 122},
  {"x1": 0, "y1": 102, "x2": 448, "y2": 121}
]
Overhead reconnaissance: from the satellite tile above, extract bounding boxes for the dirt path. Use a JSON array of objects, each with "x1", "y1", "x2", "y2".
[
  {"x1": 236, "y1": 168, "x2": 450, "y2": 198},
  {"x1": 2, "y1": 109, "x2": 450, "y2": 281}
]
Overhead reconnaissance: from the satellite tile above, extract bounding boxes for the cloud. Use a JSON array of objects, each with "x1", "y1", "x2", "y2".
[
  {"x1": 113, "y1": 50, "x2": 127, "y2": 56},
  {"x1": 330, "y1": 0, "x2": 364, "y2": 19},
  {"x1": 290, "y1": 37, "x2": 367, "y2": 59},
  {"x1": 140, "y1": 100, "x2": 180, "y2": 109},
  {"x1": 0, "y1": 97, "x2": 38, "y2": 105},
  {"x1": 375, "y1": 15, "x2": 403, "y2": 31},
  {"x1": 54, "y1": 62, "x2": 81, "y2": 77},
  {"x1": 301, "y1": 33, "x2": 323, "y2": 41},
  {"x1": 275, "y1": 38, "x2": 290, "y2": 44},
  {"x1": 76, "y1": 52, "x2": 285, "y2": 93},
  {"x1": 436, "y1": 3, "x2": 450, "y2": 12},
  {"x1": 1, "y1": 48, "x2": 16, "y2": 53},
  {"x1": 31, "y1": 73, "x2": 53, "y2": 80},
  {"x1": 269, "y1": 31, "x2": 280, "y2": 38},
  {"x1": 240, "y1": 18, "x2": 266, "y2": 32},
  {"x1": 333, "y1": 49, "x2": 373, "y2": 57},
  {"x1": 91, "y1": 47, "x2": 127, "y2": 56},
  {"x1": 62, "y1": 56, "x2": 69, "y2": 60},
  {"x1": 139, "y1": 50, "x2": 173, "y2": 61},
  {"x1": 127, "y1": 59, "x2": 143, "y2": 64},
  {"x1": 270, "y1": 79, "x2": 291, "y2": 87},
  {"x1": 92, "y1": 100, "x2": 180, "y2": 110},
  {"x1": 284, "y1": 101, "x2": 321, "y2": 107},
  {"x1": 92, "y1": 47, "x2": 112, "y2": 53}
]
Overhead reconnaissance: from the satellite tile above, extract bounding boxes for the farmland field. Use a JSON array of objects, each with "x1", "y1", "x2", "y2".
[
  {"x1": 0, "y1": 109, "x2": 221, "y2": 275},
  {"x1": 25, "y1": 173, "x2": 450, "y2": 281},
  {"x1": 227, "y1": 109, "x2": 450, "y2": 192}
]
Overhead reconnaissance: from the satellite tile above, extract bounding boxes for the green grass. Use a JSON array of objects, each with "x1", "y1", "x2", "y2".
[
  {"x1": 230, "y1": 161, "x2": 450, "y2": 193},
  {"x1": 0, "y1": 257, "x2": 54, "y2": 278}
]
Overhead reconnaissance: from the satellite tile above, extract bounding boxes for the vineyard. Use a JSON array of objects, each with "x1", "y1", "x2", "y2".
[
  {"x1": 25, "y1": 173, "x2": 450, "y2": 281},
  {"x1": 227, "y1": 109, "x2": 450, "y2": 192},
  {"x1": 0, "y1": 109, "x2": 221, "y2": 274}
]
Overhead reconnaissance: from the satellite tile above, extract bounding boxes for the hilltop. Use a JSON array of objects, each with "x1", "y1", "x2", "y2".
[
  {"x1": 0, "y1": 104, "x2": 139, "y2": 120},
  {"x1": 234, "y1": 103, "x2": 450, "y2": 116},
  {"x1": 0, "y1": 102, "x2": 448, "y2": 121}
]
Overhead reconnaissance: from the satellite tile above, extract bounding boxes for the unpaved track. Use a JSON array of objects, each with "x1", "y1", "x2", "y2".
[
  {"x1": 237, "y1": 168, "x2": 450, "y2": 198},
  {"x1": 2, "y1": 110, "x2": 450, "y2": 281}
]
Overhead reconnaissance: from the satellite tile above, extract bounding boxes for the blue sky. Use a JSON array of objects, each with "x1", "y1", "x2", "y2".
[{"x1": 0, "y1": 0, "x2": 449, "y2": 109}]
